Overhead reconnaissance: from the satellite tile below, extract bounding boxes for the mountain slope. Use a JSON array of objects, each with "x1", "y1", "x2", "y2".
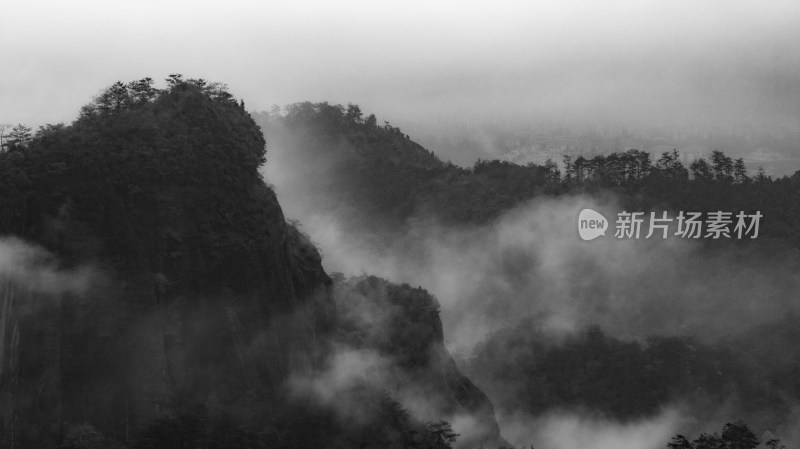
[
  {"x1": 0, "y1": 79, "x2": 506, "y2": 449},
  {"x1": 335, "y1": 276, "x2": 507, "y2": 448},
  {"x1": 0, "y1": 77, "x2": 337, "y2": 448},
  {"x1": 256, "y1": 102, "x2": 553, "y2": 231}
]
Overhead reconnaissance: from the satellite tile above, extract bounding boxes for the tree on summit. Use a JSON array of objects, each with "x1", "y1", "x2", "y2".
[
  {"x1": 6, "y1": 123, "x2": 32, "y2": 149},
  {"x1": 128, "y1": 77, "x2": 157, "y2": 104},
  {"x1": 690, "y1": 158, "x2": 713, "y2": 180},
  {"x1": 655, "y1": 149, "x2": 688, "y2": 179},
  {"x1": 711, "y1": 150, "x2": 734, "y2": 182},
  {"x1": 733, "y1": 158, "x2": 748, "y2": 183},
  {"x1": 345, "y1": 103, "x2": 363, "y2": 124}
]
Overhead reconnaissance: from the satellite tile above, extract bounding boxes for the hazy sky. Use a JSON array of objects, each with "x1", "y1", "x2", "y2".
[{"x1": 2, "y1": 0, "x2": 800, "y2": 132}]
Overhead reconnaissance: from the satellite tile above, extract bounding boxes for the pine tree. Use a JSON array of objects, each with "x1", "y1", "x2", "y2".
[{"x1": 6, "y1": 123, "x2": 32, "y2": 149}]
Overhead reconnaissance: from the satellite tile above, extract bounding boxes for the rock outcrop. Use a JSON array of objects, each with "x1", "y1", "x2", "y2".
[
  {"x1": 0, "y1": 78, "x2": 505, "y2": 448},
  {"x1": 336, "y1": 276, "x2": 508, "y2": 448},
  {"x1": 0, "y1": 78, "x2": 335, "y2": 448}
]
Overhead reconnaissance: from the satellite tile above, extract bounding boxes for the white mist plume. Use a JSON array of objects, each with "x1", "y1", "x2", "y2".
[
  {"x1": 502, "y1": 408, "x2": 687, "y2": 449},
  {"x1": 0, "y1": 236, "x2": 96, "y2": 296},
  {"x1": 288, "y1": 343, "x2": 454, "y2": 424},
  {"x1": 275, "y1": 195, "x2": 799, "y2": 355},
  {"x1": 263, "y1": 132, "x2": 800, "y2": 447},
  {"x1": 289, "y1": 346, "x2": 393, "y2": 423}
]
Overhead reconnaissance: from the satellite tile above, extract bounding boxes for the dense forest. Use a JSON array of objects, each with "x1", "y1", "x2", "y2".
[
  {"x1": 665, "y1": 422, "x2": 769, "y2": 449},
  {"x1": 465, "y1": 315, "x2": 800, "y2": 430},
  {"x1": 258, "y1": 102, "x2": 800, "y2": 248},
  {"x1": 0, "y1": 75, "x2": 268, "y2": 276},
  {"x1": 2, "y1": 89, "x2": 798, "y2": 447},
  {"x1": 258, "y1": 102, "x2": 800, "y2": 447},
  {"x1": 0, "y1": 80, "x2": 506, "y2": 449}
]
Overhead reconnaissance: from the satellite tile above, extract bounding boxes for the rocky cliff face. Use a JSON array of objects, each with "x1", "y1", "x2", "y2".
[
  {"x1": 0, "y1": 78, "x2": 505, "y2": 448},
  {"x1": 0, "y1": 78, "x2": 336, "y2": 447},
  {"x1": 335, "y1": 276, "x2": 508, "y2": 449},
  {"x1": 0, "y1": 184, "x2": 335, "y2": 448}
]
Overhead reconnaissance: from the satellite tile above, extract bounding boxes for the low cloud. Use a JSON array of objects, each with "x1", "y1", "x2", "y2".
[
  {"x1": 0, "y1": 236, "x2": 97, "y2": 296},
  {"x1": 283, "y1": 196, "x2": 800, "y2": 356},
  {"x1": 501, "y1": 407, "x2": 687, "y2": 449}
]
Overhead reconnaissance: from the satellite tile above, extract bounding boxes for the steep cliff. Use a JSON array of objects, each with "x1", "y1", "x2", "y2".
[
  {"x1": 0, "y1": 78, "x2": 335, "y2": 448},
  {"x1": 335, "y1": 276, "x2": 508, "y2": 448},
  {"x1": 0, "y1": 78, "x2": 505, "y2": 449}
]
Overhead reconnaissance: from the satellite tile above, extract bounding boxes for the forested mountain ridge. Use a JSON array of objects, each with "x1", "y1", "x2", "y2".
[
  {"x1": 258, "y1": 102, "x2": 800, "y2": 248},
  {"x1": 258, "y1": 103, "x2": 552, "y2": 226},
  {"x1": 0, "y1": 79, "x2": 503, "y2": 448},
  {"x1": 465, "y1": 316, "x2": 800, "y2": 431},
  {"x1": 258, "y1": 102, "x2": 800, "y2": 446},
  {"x1": 0, "y1": 76, "x2": 336, "y2": 448},
  {"x1": 334, "y1": 276, "x2": 507, "y2": 449},
  {"x1": 0, "y1": 75, "x2": 272, "y2": 279}
]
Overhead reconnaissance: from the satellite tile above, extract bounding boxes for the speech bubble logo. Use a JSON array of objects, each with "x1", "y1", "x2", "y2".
[{"x1": 578, "y1": 208, "x2": 609, "y2": 240}]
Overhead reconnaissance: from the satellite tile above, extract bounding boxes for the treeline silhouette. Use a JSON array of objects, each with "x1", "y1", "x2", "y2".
[
  {"x1": 259, "y1": 103, "x2": 800, "y2": 248},
  {"x1": 665, "y1": 421, "x2": 791, "y2": 449},
  {"x1": 465, "y1": 316, "x2": 800, "y2": 438}
]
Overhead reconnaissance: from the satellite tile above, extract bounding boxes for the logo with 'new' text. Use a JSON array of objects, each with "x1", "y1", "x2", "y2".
[{"x1": 578, "y1": 209, "x2": 609, "y2": 240}]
